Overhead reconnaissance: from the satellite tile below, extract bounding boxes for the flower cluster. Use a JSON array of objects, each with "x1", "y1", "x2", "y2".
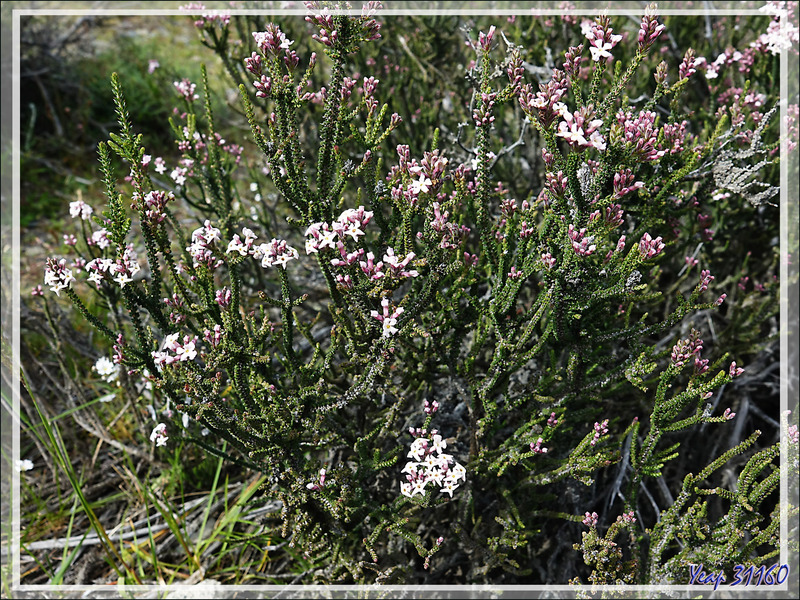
[
  {"x1": 163, "y1": 293, "x2": 187, "y2": 325},
  {"x1": 84, "y1": 244, "x2": 141, "y2": 289},
  {"x1": 306, "y1": 467, "x2": 326, "y2": 491},
  {"x1": 519, "y1": 71, "x2": 568, "y2": 129},
  {"x1": 662, "y1": 120, "x2": 689, "y2": 155},
  {"x1": 546, "y1": 170, "x2": 568, "y2": 199},
  {"x1": 473, "y1": 91, "x2": 498, "y2": 126},
  {"x1": 187, "y1": 220, "x2": 223, "y2": 269},
  {"x1": 541, "y1": 252, "x2": 557, "y2": 270},
  {"x1": 254, "y1": 238, "x2": 300, "y2": 270},
  {"x1": 174, "y1": 78, "x2": 199, "y2": 102},
  {"x1": 423, "y1": 399, "x2": 439, "y2": 414},
  {"x1": 556, "y1": 105, "x2": 606, "y2": 152},
  {"x1": 44, "y1": 258, "x2": 76, "y2": 296},
  {"x1": 729, "y1": 362, "x2": 744, "y2": 378},
  {"x1": 253, "y1": 23, "x2": 293, "y2": 57},
  {"x1": 754, "y1": 2, "x2": 799, "y2": 55},
  {"x1": 590, "y1": 419, "x2": 609, "y2": 446},
  {"x1": 429, "y1": 202, "x2": 470, "y2": 250},
  {"x1": 613, "y1": 169, "x2": 644, "y2": 199},
  {"x1": 204, "y1": 324, "x2": 223, "y2": 347},
  {"x1": 152, "y1": 333, "x2": 199, "y2": 367},
  {"x1": 568, "y1": 224, "x2": 596, "y2": 257},
  {"x1": 142, "y1": 190, "x2": 175, "y2": 225},
  {"x1": 638, "y1": 232, "x2": 665, "y2": 259},
  {"x1": 370, "y1": 297, "x2": 404, "y2": 338},
  {"x1": 671, "y1": 329, "x2": 704, "y2": 368},
  {"x1": 179, "y1": 3, "x2": 230, "y2": 29},
  {"x1": 637, "y1": 5, "x2": 665, "y2": 53},
  {"x1": 678, "y1": 48, "x2": 699, "y2": 81},
  {"x1": 400, "y1": 433, "x2": 466, "y2": 498},
  {"x1": 590, "y1": 203, "x2": 624, "y2": 229},
  {"x1": 621, "y1": 510, "x2": 636, "y2": 524},
  {"x1": 529, "y1": 437, "x2": 548, "y2": 454},
  {"x1": 698, "y1": 269, "x2": 715, "y2": 292},
  {"x1": 304, "y1": 0, "x2": 382, "y2": 46},
  {"x1": 305, "y1": 206, "x2": 374, "y2": 254},
  {"x1": 382, "y1": 248, "x2": 419, "y2": 278},
  {"x1": 563, "y1": 45, "x2": 583, "y2": 79},
  {"x1": 69, "y1": 199, "x2": 93, "y2": 220},
  {"x1": 615, "y1": 110, "x2": 666, "y2": 161},
  {"x1": 585, "y1": 16, "x2": 623, "y2": 62},
  {"x1": 388, "y1": 146, "x2": 447, "y2": 207}
]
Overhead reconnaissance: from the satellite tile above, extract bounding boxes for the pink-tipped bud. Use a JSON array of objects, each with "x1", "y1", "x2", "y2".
[{"x1": 729, "y1": 362, "x2": 744, "y2": 378}]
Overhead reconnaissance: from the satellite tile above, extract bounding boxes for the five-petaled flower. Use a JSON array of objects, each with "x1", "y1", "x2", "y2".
[
  {"x1": 371, "y1": 297, "x2": 404, "y2": 338},
  {"x1": 150, "y1": 423, "x2": 169, "y2": 447}
]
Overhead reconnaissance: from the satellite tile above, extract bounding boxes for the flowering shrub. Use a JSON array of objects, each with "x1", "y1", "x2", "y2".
[{"x1": 32, "y1": 1, "x2": 797, "y2": 585}]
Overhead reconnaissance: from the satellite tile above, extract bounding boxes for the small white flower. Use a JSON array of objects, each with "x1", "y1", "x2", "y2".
[
  {"x1": 227, "y1": 235, "x2": 248, "y2": 256},
  {"x1": 426, "y1": 468, "x2": 444, "y2": 486},
  {"x1": 437, "y1": 452, "x2": 454, "y2": 466},
  {"x1": 150, "y1": 423, "x2": 168, "y2": 447},
  {"x1": 440, "y1": 479, "x2": 457, "y2": 497},
  {"x1": 15, "y1": 459, "x2": 34, "y2": 472},
  {"x1": 401, "y1": 461, "x2": 419, "y2": 476},
  {"x1": 422, "y1": 453, "x2": 439, "y2": 471},
  {"x1": 114, "y1": 272, "x2": 133, "y2": 288},
  {"x1": 163, "y1": 333, "x2": 181, "y2": 350},
  {"x1": 409, "y1": 438, "x2": 429, "y2": 460},
  {"x1": 589, "y1": 41, "x2": 614, "y2": 61},
  {"x1": 411, "y1": 479, "x2": 428, "y2": 496},
  {"x1": 381, "y1": 316, "x2": 399, "y2": 338},
  {"x1": 451, "y1": 462, "x2": 467, "y2": 482},
  {"x1": 93, "y1": 356, "x2": 119, "y2": 382},
  {"x1": 318, "y1": 228, "x2": 337, "y2": 250},
  {"x1": 409, "y1": 174, "x2": 432, "y2": 195},
  {"x1": 343, "y1": 222, "x2": 364, "y2": 240},
  {"x1": 171, "y1": 168, "x2": 187, "y2": 186},
  {"x1": 87, "y1": 271, "x2": 104, "y2": 287},
  {"x1": 175, "y1": 339, "x2": 197, "y2": 362}
]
